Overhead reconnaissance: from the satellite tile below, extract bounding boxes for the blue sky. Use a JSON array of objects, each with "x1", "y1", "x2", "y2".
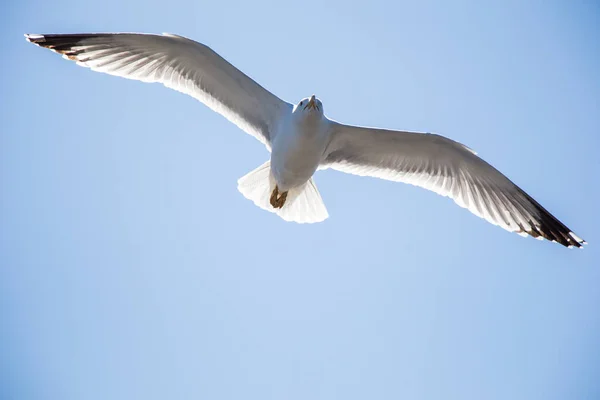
[{"x1": 1, "y1": 1, "x2": 599, "y2": 399}]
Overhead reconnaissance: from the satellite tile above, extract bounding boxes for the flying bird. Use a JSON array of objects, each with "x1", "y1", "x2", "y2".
[{"x1": 25, "y1": 32, "x2": 586, "y2": 248}]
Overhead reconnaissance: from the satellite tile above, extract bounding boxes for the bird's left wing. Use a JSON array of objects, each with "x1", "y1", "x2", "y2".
[
  {"x1": 25, "y1": 33, "x2": 292, "y2": 149},
  {"x1": 321, "y1": 121, "x2": 585, "y2": 248}
]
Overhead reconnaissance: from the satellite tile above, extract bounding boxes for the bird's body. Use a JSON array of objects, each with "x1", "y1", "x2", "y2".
[
  {"x1": 271, "y1": 97, "x2": 330, "y2": 192},
  {"x1": 25, "y1": 32, "x2": 586, "y2": 248}
]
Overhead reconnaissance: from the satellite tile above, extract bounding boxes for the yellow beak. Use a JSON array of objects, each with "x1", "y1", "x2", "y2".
[{"x1": 305, "y1": 95, "x2": 317, "y2": 110}]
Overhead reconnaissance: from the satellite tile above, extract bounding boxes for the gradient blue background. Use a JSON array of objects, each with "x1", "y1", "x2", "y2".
[{"x1": 2, "y1": 1, "x2": 598, "y2": 399}]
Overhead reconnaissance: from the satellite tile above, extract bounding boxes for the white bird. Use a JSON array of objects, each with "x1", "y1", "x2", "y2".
[{"x1": 25, "y1": 32, "x2": 586, "y2": 248}]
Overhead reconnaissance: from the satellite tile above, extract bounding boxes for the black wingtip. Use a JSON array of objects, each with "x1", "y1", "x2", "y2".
[
  {"x1": 518, "y1": 190, "x2": 587, "y2": 249},
  {"x1": 25, "y1": 33, "x2": 45, "y2": 44},
  {"x1": 24, "y1": 33, "x2": 95, "y2": 59}
]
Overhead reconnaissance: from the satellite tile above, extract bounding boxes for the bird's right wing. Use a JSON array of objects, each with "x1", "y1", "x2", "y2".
[
  {"x1": 25, "y1": 33, "x2": 292, "y2": 149},
  {"x1": 321, "y1": 121, "x2": 585, "y2": 248}
]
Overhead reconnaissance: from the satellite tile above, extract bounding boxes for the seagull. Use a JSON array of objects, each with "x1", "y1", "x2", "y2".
[{"x1": 25, "y1": 32, "x2": 586, "y2": 248}]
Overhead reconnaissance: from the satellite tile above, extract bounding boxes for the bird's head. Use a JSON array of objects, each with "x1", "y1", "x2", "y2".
[{"x1": 293, "y1": 95, "x2": 323, "y2": 116}]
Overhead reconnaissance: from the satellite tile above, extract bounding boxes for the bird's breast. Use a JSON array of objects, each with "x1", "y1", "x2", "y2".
[{"x1": 270, "y1": 120, "x2": 330, "y2": 191}]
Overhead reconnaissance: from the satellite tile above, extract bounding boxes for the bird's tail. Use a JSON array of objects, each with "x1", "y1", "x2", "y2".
[{"x1": 237, "y1": 160, "x2": 329, "y2": 223}]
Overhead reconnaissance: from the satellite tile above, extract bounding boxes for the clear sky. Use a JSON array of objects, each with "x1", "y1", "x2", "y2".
[{"x1": 1, "y1": 1, "x2": 599, "y2": 399}]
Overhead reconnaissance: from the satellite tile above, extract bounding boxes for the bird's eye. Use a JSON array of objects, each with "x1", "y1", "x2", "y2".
[{"x1": 299, "y1": 101, "x2": 303, "y2": 106}]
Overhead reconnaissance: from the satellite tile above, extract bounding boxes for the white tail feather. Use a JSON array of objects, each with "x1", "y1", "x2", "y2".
[{"x1": 237, "y1": 161, "x2": 329, "y2": 223}]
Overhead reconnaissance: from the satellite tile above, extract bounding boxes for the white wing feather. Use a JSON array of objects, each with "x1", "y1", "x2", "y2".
[
  {"x1": 25, "y1": 33, "x2": 292, "y2": 149},
  {"x1": 322, "y1": 121, "x2": 585, "y2": 248}
]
